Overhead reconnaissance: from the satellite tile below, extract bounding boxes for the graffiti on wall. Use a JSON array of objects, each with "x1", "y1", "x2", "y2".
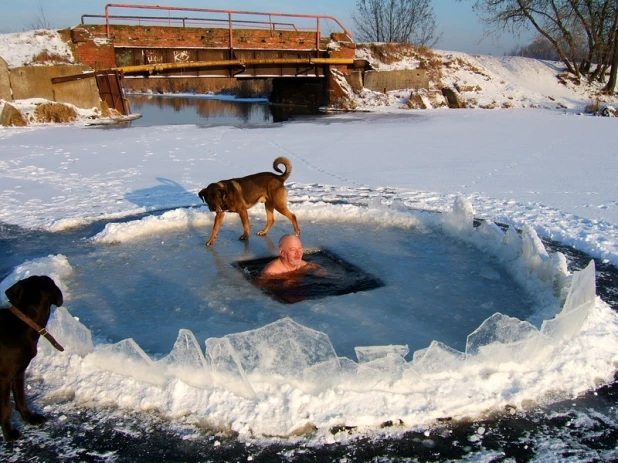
[
  {"x1": 143, "y1": 50, "x2": 164, "y2": 64},
  {"x1": 174, "y1": 50, "x2": 191, "y2": 63}
]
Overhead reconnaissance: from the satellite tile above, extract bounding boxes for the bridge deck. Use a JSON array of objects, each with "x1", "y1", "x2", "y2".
[{"x1": 76, "y1": 4, "x2": 359, "y2": 78}]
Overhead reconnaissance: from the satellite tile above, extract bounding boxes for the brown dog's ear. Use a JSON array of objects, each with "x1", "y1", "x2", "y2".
[
  {"x1": 216, "y1": 183, "x2": 227, "y2": 199},
  {"x1": 198, "y1": 188, "x2": 207, "y2": 203}
]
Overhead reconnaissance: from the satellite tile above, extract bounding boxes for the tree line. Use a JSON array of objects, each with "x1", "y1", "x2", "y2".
[{"x1": 352, "y1": 0, "x2": 618, "y2": 94}]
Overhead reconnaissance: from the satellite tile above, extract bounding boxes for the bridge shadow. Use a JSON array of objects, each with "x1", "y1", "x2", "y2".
[{"x1": 124, "y1": 177, "x2": 194, "y2": 210}]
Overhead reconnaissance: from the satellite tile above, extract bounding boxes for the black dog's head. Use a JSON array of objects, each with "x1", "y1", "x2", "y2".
[
  {"x1": 5, "y1": 275, "x2": 63, "y2": 321},
  {"x1": 198, "y1": 183, "x2": 227, "y2": 213}
]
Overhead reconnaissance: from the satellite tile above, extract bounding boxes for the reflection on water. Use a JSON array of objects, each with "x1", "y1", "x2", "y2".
[{"x1": 127, "y1": 94, "x2": 324, "y2": 126}]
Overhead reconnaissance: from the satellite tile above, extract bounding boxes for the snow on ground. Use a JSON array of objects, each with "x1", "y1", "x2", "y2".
[
  {"x1": 0, "y1": 29, "x2": 74, "y2": 68},
  {"x1": 0, "y1": 30, "x2": 618, "y2": 446},
  {"x1": 1, "y1": 108, "x2": 617, "y2": 444}
]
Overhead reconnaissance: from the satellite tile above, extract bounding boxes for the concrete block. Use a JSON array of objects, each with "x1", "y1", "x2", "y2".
[
  {"x1": 10, "y1": 65, "x2": 101, "y2": 110},
  {"x1": 0, "y1": 57, "x2": 11, "y2": 101},
  {"x1": 363, "y1": 69, "x2": 429, "y2": 92}
]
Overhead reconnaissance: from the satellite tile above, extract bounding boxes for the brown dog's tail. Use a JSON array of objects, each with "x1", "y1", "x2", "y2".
[{"x1": 273, "y1": 156, "x2": 292, "y2": 181}]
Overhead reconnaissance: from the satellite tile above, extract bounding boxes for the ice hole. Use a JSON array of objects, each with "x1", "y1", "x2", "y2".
[
  {"x1": 59, "y1": 215, "x2": 541, "y2": 360},
  {"x1": 233, "y1": 249, "x2": 385, "y2": 303}
]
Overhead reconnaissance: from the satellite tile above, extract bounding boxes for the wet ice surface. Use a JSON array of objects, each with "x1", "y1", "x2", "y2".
[
  {"x1": 1, "y1": 203, "x2": 617, "y2": 461},
  {"x1": 64, "y1": 220, "x2": 535, "y2": 359}
]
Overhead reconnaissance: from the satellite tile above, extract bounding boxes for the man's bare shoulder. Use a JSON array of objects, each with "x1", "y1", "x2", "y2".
[{"x1": 261, "y1": 258, "x2": 286, "y2": 276}]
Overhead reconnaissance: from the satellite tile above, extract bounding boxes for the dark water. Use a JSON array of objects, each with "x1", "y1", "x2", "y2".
[
  {"x1": 235, "y1": 249, "x2": 385, "y2": 304},
  {"x1": 127, "y1": 94, "x2": 325, "y2": 126}
]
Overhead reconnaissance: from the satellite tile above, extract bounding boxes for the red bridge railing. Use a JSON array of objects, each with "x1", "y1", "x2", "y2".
[{"x1": 81, "y1": 4, "x2": 352, "y2": 49}]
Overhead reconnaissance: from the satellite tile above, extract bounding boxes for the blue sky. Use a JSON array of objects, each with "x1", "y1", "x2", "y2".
[{"x1": 1, "y1": 0, "x2": 532, "y2": 55}]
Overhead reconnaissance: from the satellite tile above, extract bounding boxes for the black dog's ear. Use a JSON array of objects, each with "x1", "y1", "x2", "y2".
[
  {"x1": 5, "y1": 279, "x2": 26, "y2": 307},
  {"x1": 41, "y1": 276, "x2": 63, "y2": 307},
  {"x1": 5, "y1": 275, "x2": 62, "y2": 309}
]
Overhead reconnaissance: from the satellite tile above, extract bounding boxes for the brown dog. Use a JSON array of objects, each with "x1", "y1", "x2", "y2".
[
  {"x1": 198, "y1": 156, "x2": 300, "y2": 246},
  {"x1": 0, "y1": 275, "x2": 63, "y2": 441}
]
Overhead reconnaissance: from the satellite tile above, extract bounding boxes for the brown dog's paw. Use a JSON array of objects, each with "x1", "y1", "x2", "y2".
[
  {"x1": 239, "y1": 233, "x2": 249, "y2": 241},
  {"x1": 206, "y1": 239, "x2": 215, "y2": 246}
]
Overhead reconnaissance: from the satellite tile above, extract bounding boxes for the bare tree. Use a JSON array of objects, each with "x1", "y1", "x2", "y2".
[
  {"x1": 352, "y1": 0, "x2": 440, "y2": 47},
  {"x1": 465, "y1": 0, "x2": 618, "y2": 93},
  {"x1": 26, "y1": 0, "x2": 51, "y2": 30}
]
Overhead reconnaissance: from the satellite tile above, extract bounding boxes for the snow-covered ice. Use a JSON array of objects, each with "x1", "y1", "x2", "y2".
[{"x1": 1, "y1": 109, "x2": 617, "y2": 444}]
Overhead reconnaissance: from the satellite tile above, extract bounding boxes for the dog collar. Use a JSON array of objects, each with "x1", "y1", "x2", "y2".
[{"x1": 9, "y1": 305, "x2": 65, "y2": 352}]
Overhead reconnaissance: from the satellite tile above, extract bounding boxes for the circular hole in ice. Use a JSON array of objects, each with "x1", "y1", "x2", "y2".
[{"x1": 64, "y1": 209, "x2": 540, "y2": 359}]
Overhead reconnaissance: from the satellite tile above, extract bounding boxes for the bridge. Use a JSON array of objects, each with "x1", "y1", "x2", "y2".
[{"x1": 65, "y1": 4, "x2": 371, "y2": 112}]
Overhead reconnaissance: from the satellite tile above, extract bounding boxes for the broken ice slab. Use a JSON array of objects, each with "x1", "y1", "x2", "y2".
[
  {"x1": 411, "y1": 340, "x2": 466, "y2": 375},
  {"x1": 301, "y1": 357, "x2": 343, "y2": 394},
  {"x1": 541, "y1": 300, "x2": 593, "y2": 341},
  {"x1": 503, "y1": 225, "x2": 523, "y2": 261},
  {"x1": 355, "y1": 353, "x2": 408, "y2": 390},
  {"x1": 40, "y1": 306, "x2": 93, "y2": 357},
  {"x1": 85, "y1": 338, "x2": 165, "y2": 387},
  {"x1": 216, "y1": 317, "x2": 338, "y2": 377},
  {"x1": 475, "y1": 220, "x2": 507, "y2": 254},
  {"x1": 541, "y1": 260, "x2": 596, "y2": 341},
  {"x1": 442, "y1": 195, "x2": 474, "y2": 234},
  {"x1": 562, "y1": 260, "x2": 596, "y2": 314},
  {"x1": 520, "y1": 224, "x2": 554, "y2": 283},
  {"x1": 475, "y1": 331, "x2": 553, "y2": 365},
  {"x1": 205, "y1": 336, "x2": 255, "y2": 399},
  {"x1": 156, "y1": 329, "x2": 213, "y2": 389},
  {"x1": 466, "y1": 313, "x2": 539, "y2": 357},
  {"x1": 355, "y1": 344, "x2": 409, "y2": 363}
]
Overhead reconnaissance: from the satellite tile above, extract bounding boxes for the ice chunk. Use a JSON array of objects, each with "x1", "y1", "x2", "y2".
[
  {"x1": 355, "y1": 353, "x2": 407, "y2": 390},
  {"x1": 219, "y1": 318, "x2": 338, "y2": 377},
  {"x1": 466, "y1": 313, "x2": 539, "y2": 356},
  {"x1": 85, "y1": 338, "x2": 165, "y2": 386},
  {"x1": 552, "y1": 251, "x2": 569, "y2": 300},
  {"x1": 502, "y1": 225, "x2": 523, "y2": 261},
  {"x1": 479, "y1": 265, "x2": 500, "y2": 280},
  {"x1": 476, "y1": 331, "x2": 553, "y2": 364},
  {"x1": 39, "y1": 306, "x2": 93, "y2": 357},
  {"x1": 541, "y1": 302, "x2": 592, "y2": 341},
  {"x1": 411, "y1": 341, "x2": 466, "y2": 375},
  {"x1": 475, "y1": 220, "x2": 506, "y2": 254},
  {"x1": 301, "y1": 357, "x2": 343, "y2": 394},
  {"x1": 540, "y1": 260, "x2": 596, "y2": 341},
  {"x1": 520, "y1": 225, "x2": 553, "y2": 282},
  {"x1": 205, "y1": 336, "x2": 255, "y2": 398},
  {"x1": 156, "y1": 329, "x2": 212, "y2": 389},
  {"x1": 355, "y1": 345, "x2": 409, "y2": 363},
  {"x1": 442, "y1": 196, "x2": 474, "y2": 233},
  {"x1": 562, "y1": 260, "x2": 596, "y2": 314}
]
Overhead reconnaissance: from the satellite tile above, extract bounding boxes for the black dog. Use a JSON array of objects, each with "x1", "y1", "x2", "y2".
[{"x1": 0, "y1": 275, "x2": 63, "y2": 441}]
